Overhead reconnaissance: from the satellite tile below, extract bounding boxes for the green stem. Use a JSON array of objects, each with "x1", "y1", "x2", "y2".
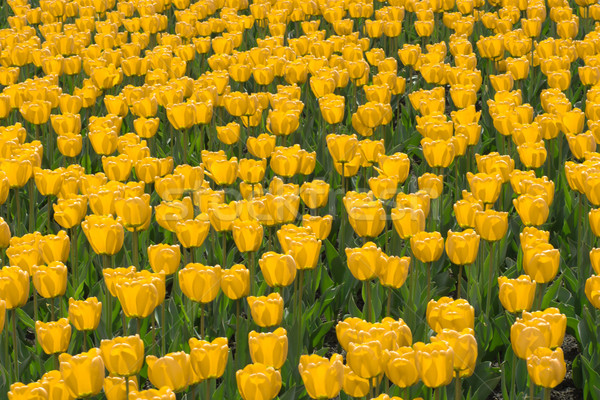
[
  {"x1": 200, "y1": 302, "x2": 205, "y2": 339},
  {"x1": 455, "y1": 375, "x2": 462, "y2": 400},
  {"x1": 435, "y1": 387, "x2": 441, "y2": 400},
  {"x1": 427, "y1": 262, "x2": 432, "y2": 302},
  {"x1": 205, "y1": 379, "x2": 210, "y2": 400},
  {"x1": 365, "y1": 281, "x2": 372, "y2": 322},
  {"x1": 249, "y1": 252, "x2": 256, "y2": 296},
  {"x1": 530, "y1": 382, "x2": 535, "y2": 400},
  {"x1": 28, "y1": 179, "x2": 35, "y2": 233},
  {"x1": 161, "y1": 303, "x2": 166, "y2": 354},
  {"x1": 15, "y1": 188, "x2": 20, "y2": 236},
  {"x1": 511, "y1": 349, "x2": 517, "y2": 400},
  {"x1": 222, "y1": 232, "x2": 227, "y2": 268},
  {"x1": 137, "y1": 317, "x2": 141, "y2": 336},
  {"x1": 33, "y1": 290, "x2": 38, "y2": 322},
  {"x1": 12, "y1": 309, "x2": 18, "y2": 383},
  {"x1": 386, "y1": 287, "x2": 392, "y2": 317},
  {"x1": 457, "y1": 264, "x2": 463, "y2": 298},
  {"x1": 83, "y1": 331, "x2": 88, "y2": 351},
  {"x1": 122, "y1": 313, "x2": 127, "y2": 335},
  {"x1": 47, "y1": 195, "x2": 52, "y2": 234},
  {"x1": 126, "y1": 376, "x2": 130, "y2": 400},
  {"x1": 182, "y1": 129, "x2": 189, "y2": 164},
  {"x1": 132, "y1": 230, "x2": 139, "y2": 268},
  {"x1": 486, "y1": 242, "x2": 496, "y2": 316},
  {"x1": 235, "y1": 300, "x2": 241, "y2": 370},
  {"x1": 543, "y1": 387, "x2": 550, "y2": 400},
  {"x1": 50, "y1": 296, "x2": 55, "y2": 321}
]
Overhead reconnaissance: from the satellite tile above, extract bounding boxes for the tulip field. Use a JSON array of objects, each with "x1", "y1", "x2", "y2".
[{"x1": 3, "y1": 0, "x2": 600, "y2": 398}]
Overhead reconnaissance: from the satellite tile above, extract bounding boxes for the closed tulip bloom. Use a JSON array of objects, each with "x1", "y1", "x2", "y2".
[
  {"x1": 39, "y1": 370, "x2": 75, "y2": 400},
  {"x1": 427, "y1": 297, "x2": 475, "y2": 334},
  {"x1": 39, "y1": 230, "x2": 70, "y2": 264},
  {"x1": 68, "y1": 297, "x2": 102, "y2": 331},
  {"x1": 146, "y1": 352, "x2": 192, "y2": 392},
  {"x1": 391, "y1": 207, "x2": 426, "y2": 239},
  {"x1": 522, "y1": 308, "x2": 566, "y2": 349},
  {"x1": 104, "y1": 375, "x2": 138, "y2": 400},
  {"x1": 248, "y1": 328, "x2": 288, "y2": 369},
  {"x1": 523, "y1": 246, "x2": 560, "y2": 284},
  {"x1": 498, "y1": 275, "x2": 536, "y2": 313},
  {"x1": 238, "y1": 158, "x2": 266, "y2": 184},
  {"x1": 378, "y1": 255, "x2": 410, "y2": 289},
  {"x1": 346, "y1": 241, "x2": 385, "y2": 281},
  {"x1": 115, "y1": 278, "x2": 159, "y2": 318},
  {"x1": 414, "y1": 341, "x2": 455, "y2": 388},
  {"x1": 20, "y1": 100, "x2": 52, "y2": 125},
  {"x1": 445, "y1": 229, "x2": 480, "y2": 265},
  {"x1": 431, "y1": 328, "x2": 477, "y2": 377},
  {"x1": 513, "y1": 194, "x2": 549, "y2": 226},
  {"x1": 247, "y1": 134, "x2": 277, "y2": 159},
  {"x1": 175, "y1": 217, "x2": 211, "y2": 248},
  {"x1": 247, "y1": 293, "x2": 284, "y2": 328},
  {"x1": 474, "y1": 210, "x2": 508, "y2": 241},
  {"x1": 347, "y1": 200, "x2": 386, "y2": 238},
  {"x1": 221, "y1": 264, "x2": 250, "y2": 300},
  {"x1": 34, "y1": 167, "x2": 64, "y2": 196},
  {"x1": 0, "y1": 217, "x2": 9, "y2": 248},
  {"x1": 130, "y1": 387, "x2": 175, "y2": 400},
  {"x1": 59, "y1": 348, "x2": 105, "y2": 398},
  {"x1": 236, "y1": 363, "x2": 282, "y2": 400},
  {"x1": 179, "y1": 264, "x2": 221, "y2": 303},
  {"x1": 585, "y1": 275, "x2": 600, "y2": 309},
  {"x1": 288, "y1": 235, "x2": 322, "y2": 270},
  {"x1": 0, "y1": 266, "x2": 29, "y2": 309},
  {"x1": 527, "y1": 347, "x2": 566, "y2": 389},
  {"x1": 327, "y1": 134, "x2": 359, "y2": 164},
  {"x1": 301, "y1": 215, "x2": 333, "y2": 240},
  {"x1": 81, "y1": 215, "x2": 125, "y2": 256},
  {"x1": 383, "y1": 347, "x2": 419, "y2": 388},
  {"x1": 410, "y1": 231, "x2": 444, "y2": 263},
  {"x1": 207, "y1": 158, "x2": 238, "y2": 186},
  {"x1": 8, "y1": 381, "x2": 49, "y2": 400},
  {"x1": 341, "y1": 364, "x2": 370, "y2": 397},
  {"x1": 466, "y1": 172, "x2": 502, "y2": 205},
  {"x1": 259, "y1": 252, "x2": 296, "y2": 288},
  {"x1": 114, "y1": 194, "x2": 152, "y2": 232},
  {"x1": 300, "y1": 180, "x2": 330, "y2": 209},
  {"x1": 421, "y1": 138, "x2": 455, "y2": 168},
  {"x1": 1, "y1": 158, "x2": 33, "y2": 188},
  {"x1": 100, "y1": 335, "x2": 144, "y2": 377},
  {"x1": 417, "y1": 173, "x2": 444, "y2": 199},
  {"x1": 232, "y1": 219, "x2": 263, "y2": 252},
  {"x1": 347, "y1": 340, "x2": 383, "y2": 379},
  {"x1": 511, "y1": 318, "x2": 551, "y2": 359},
  {"x1": 208, "y1": 202, "x2": 238, "y2": 232},
  {"x1": 32, "y1": 261, "x2": 68, "y2": 299},
  {"x1": 299, "y1": 353, "x2": 344, "y2": 399},
  {"x1": 147, "y1": 244, "x2": 181, "y2": 275},
  {"x1": 36, "y1": 318, "x2": 71, "y2": 355},
  {"x1": 369, "y1": 176, "x2": 399, "y2": 201},
  {"x1": 189, "y1": 337, "x2": 229, "y2": 379}
]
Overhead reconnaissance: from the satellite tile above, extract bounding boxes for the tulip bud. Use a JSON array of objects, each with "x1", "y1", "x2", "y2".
[{"x1": 189, "y1": 337, "x2": 229, "y2": 380}]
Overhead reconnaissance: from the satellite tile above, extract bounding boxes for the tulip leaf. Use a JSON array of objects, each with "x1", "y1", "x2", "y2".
[
  {"x1": 310, "y1": 320, "x2": 334, "y2": 350},
  {"x1": 541, "y1": 275, "x2": 562, "y2": 309}
]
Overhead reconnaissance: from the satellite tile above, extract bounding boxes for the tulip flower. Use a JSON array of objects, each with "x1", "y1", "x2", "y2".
[
  {"x1": 35, "y1": 318, "x2": 71, "y2": 355},
  {"x1": 431, "y1": 328, "x2": 478, "y2": 378},
  {"x1": 523, "y1": 245, "x2": 560, "y2": 284},
  {"x1": 0, "y1": 300, "x2": 4, "y2": 335},
  {"x1": 39, "y1": 231, "x2": 70, "y2": 264},
  {"x1": 236, "y1": 363, "x2": 282, "y2": 400},
  {"x1": 391, "y1": 207, "x2": 426, "y2": 239},
  {"x1": 232, "y1": 218, "x2": 263, "y2": 253},
  {"x1": 100, "y1": 335, "x2": 144, "y2": 377},
  {"x1": 427, "y1": 297, "x2": 475, "y2": 334},
  {"x1": 498, "y1": 275, "x2": 536, "y2": 313},
  {"x1": 259, "y1": 251, "x2": 297, "y2": 288},
  {"x1": 147, "y1": 244, "x2": 181, "y2": 275},
  {"x1": 189, "y1": 337, "x2": 229, "y2": 379},
  {"x1": 347, "y1": 340, "x2": 383, "y2": 379},
  {"x1": 522, "y1": 308, "x2": 566, "y2": 349},
  {"x1": 68, "y1": 297, "x2": 102, "y2": 331},
  {"x1": 414, "y1": 341, "x2": 455, "y2": 388},
  {"x1": 587, "y1": 275, "x2": 600, "y2": 309},
  {"x1": 81, "y1": 215, "x2": 125, "y2": 256},
  {"x1": 0, "y1": 266, "x2": 30, "y2": 309},
  {"x1": 300, "y1": 180, "x2": 330, "y2": 209},
  {"x1": 301, "y1": 215, "x2": 333, "y2": 240},
  {"x1": 7, "y1": 382, "x2": 48, "y2": 400},
  {"x1": 383, "y1": 347, "x2": 419, "y2": 388},
  {"x1": 247, "y1": 293, "x2": 284, "y2": 328},
  {"x1": 221, "y1": 264, "x2": 250, "y2": 300},
  {"x1": 115, "y1": 277, "x2": 160, "y2": 319},
  {"x1": 511, "y1": 318, "x2": 551, "y2": 359},
  {"x1": 298, "y1": 354, "x2": 344, "y2": 399},
  {"x1": 59, "y1": 348, "x2": 105, "y2": 398},
  {"x1": 146, "y1": 352, "x2": 192, "y2": 392},
  {"x1": 527, "y1": 347, "x2": 566, "y2": 389},
  {"x1": 32, "y1": 261, "x2": 68, "y2": 299},
  {"x1": 175, "y1": 217, "x2": 211, "y2": 248},
  {"x1": 130, "y1": 387, "x2": 175, "y2": 400}
]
